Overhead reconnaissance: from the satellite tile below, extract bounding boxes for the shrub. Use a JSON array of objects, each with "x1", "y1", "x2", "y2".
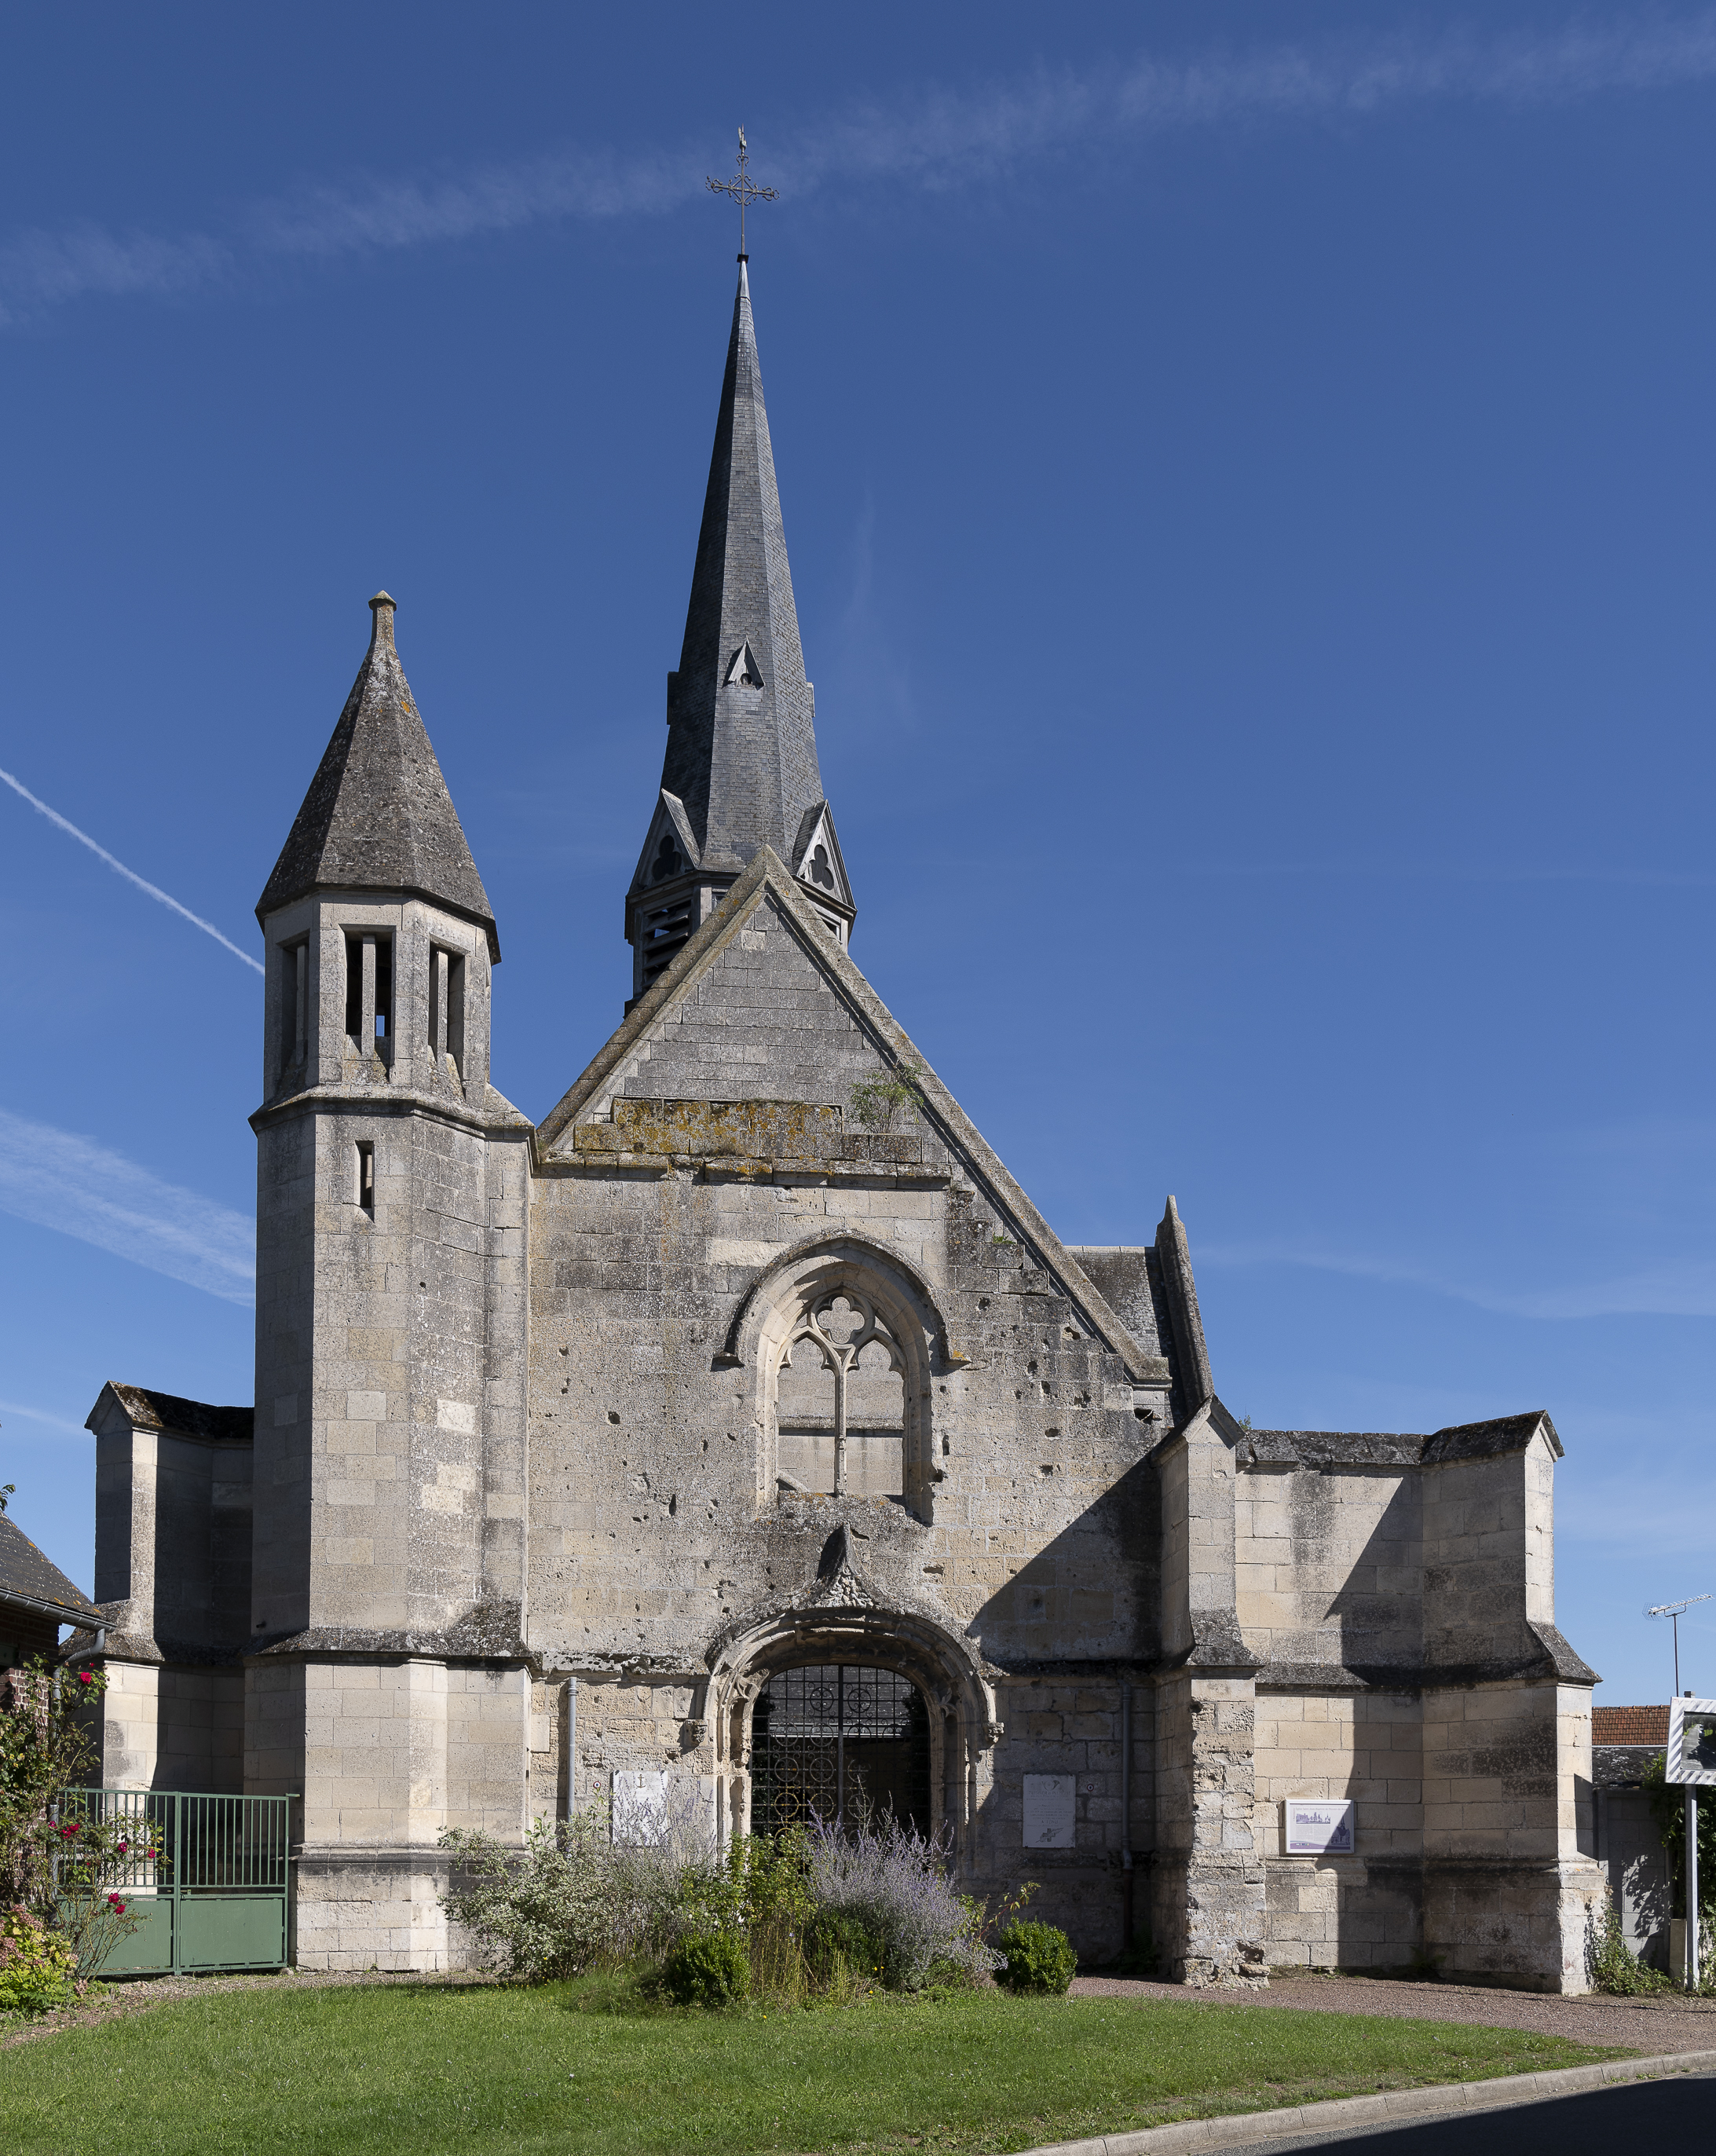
[
  {"x1": 1587, "y1": 1894, "x2": 1670, "y2": 1997},
  {"x1": 662, "y1": 1930, "x2": 749, "y2": 2008},
  {"x1": 996, "y1": 1920, "x2": 1078, "y2": 1994},
  {"x1": 804, "y1": 1811, "x2": 1002, "y2": 1992},
  {"x1": 0, "y1": 1907, "x2": 77, "y2": 2015},
  {"x1": 441, "y1": 1810, "x2": 644, "y2": 1982},
  {"x1": 804, "y1": 1907, "x2": 884, "y2": 1988}
]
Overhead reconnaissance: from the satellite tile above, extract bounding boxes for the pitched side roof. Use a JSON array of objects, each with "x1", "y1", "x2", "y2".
[
  {"x1": 660, "y1": 264, "x2": 825, "y2": 873},
  {"x1": 1593, "y1": 1705, "x2": 1670, "y2": 1746},
  {"x1": 0, "y1": 1514, "x2": 100, "y2": 1624},
  {"x1": 1240, "y1": 1414, "x2": 1561, "y2": 1470},
  {"x1": 538, "y1": 847, "x2": 1159, "y2": 1385},
  {"x1": 90, "y1": 1383, "x2": 253, "y2": 1444},
  {"x1": 256, "y1": 593, "x2": 499, "y2": 958}
]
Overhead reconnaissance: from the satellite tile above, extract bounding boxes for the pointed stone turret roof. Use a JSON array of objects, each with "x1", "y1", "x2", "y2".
[
  {"x1": 258, "y1": 594, "x2": 499, "y2": 958},
  {"x1": 660, "y1": 262, "x2": 825, "y2": 873}
]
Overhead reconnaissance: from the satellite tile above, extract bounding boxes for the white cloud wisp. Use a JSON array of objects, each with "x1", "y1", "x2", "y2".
[
  {"x1": 0, "y1": 1107, "x2": 255, "y2": 1307},
  {"x1": 7, "y1": 11, "x2": 1716, "y2": 324}
]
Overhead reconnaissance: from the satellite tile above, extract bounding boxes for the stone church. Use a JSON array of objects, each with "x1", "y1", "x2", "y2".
[{"x1": 79, "y1": 260, "x2": 1604, "y2": 1987}]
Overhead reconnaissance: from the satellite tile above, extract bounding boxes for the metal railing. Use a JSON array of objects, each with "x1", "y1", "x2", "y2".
[{"x1": 58, "y1": 1788, "x2": 293, "y2": 1975}]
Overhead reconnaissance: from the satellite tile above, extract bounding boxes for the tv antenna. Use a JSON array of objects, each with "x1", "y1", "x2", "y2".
[{"x1": 1646, "y1": 1594, "x2": 1712, "y2": 1695}]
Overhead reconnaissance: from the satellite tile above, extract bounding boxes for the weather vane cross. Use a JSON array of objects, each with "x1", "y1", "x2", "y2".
[{"x1": 707, "y1": 125, "x2": 778, "y2": 259}]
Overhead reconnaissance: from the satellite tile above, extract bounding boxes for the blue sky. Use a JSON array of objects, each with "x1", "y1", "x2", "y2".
[{"x1": 2, "y1": 1, "x2": 1713, "y2": 1701}]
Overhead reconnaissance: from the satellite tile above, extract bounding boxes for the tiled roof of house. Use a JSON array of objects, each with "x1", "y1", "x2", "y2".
[
  {"x1": 0, "y1": 1514, "x2": 101, "y2": 1623},
  {"x1": 1593, "y1": 1705, "x2": 1670, "y2": 1746}
]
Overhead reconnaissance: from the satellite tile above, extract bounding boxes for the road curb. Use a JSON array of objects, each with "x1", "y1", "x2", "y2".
[{"x1": 1011, "y1": 2046, "x2": 1716, "y2": 2156}]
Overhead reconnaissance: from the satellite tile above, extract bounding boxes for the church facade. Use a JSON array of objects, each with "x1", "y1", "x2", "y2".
[{"x1": 80, "y1": 262, "x2": 1604, "y2": 1989}]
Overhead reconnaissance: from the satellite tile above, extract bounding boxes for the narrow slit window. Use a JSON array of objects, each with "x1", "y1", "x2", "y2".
[{"x1": 355, "y1": 1140, "x2": 375, "y2": 1215}]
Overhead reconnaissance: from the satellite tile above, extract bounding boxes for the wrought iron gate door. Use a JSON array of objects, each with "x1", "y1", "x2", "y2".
[
  {"x1": 752, "y1": 1664, "x2": 930, "y2": 1836},
  {"x1": 59, "y1": 1789, "x2": 292, "y2": 1976}
]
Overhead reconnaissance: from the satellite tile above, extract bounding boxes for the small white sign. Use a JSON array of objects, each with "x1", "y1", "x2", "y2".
[
  {"x1": 1667, "y1": 1698, "x2": 1716, "y2": 1787},
  {"x1": 612, "y1": 1770, "x2": 668, "y2": 1844},
  {"x1": 1285, "y1": 1799, "x2": 1355, "y2": 1854},
  {"x1": 1023, "y1": 1773, "x2": 1078, "y2": 1848}
]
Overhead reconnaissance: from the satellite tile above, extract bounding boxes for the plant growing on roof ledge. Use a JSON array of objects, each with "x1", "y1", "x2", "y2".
[{"x1": 849, "y1": 1065, "x2": 925, "y2": 1133}]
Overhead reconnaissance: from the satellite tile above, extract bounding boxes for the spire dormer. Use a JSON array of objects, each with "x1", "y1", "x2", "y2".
[{"x1": 627, "y1": 264, "x2": 854, "y2": 1002}]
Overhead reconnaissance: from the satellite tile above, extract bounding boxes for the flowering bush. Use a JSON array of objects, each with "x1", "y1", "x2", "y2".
[
  {"x1": 0, "y1": 1906, "x2": 77, "y2": 2015},
  {"x1": 1, "y1": 1660, "x2": 151, "y2": 1980},
  {"x1": 443, "y1": 1792, "x2": 1006, "y2": 2004},
  {"x1": 803, "y1": 1811, "x2": 1002, "y2": 1992}
]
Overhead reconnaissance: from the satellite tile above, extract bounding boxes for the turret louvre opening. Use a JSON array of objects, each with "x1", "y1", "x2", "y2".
[
  {"x1": 278, "y1": 937, "x2": 309, "y2": 1082},
  {"x1": 639, "y1": 896, "x2": 693, "y2": 988},
  {"x1": 429, "y1": 944, "x2": 467, "y2": 1082},
  {"x1": 343, "y1": 931, "x2": 393, "y2": 1056}
]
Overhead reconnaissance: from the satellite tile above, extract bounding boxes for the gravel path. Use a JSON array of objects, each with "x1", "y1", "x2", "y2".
[{"x1": 1070, "y1": 1972, "x2": 1716, "y2": 2054}]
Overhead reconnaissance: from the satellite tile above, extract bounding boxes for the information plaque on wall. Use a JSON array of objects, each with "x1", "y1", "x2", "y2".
[
  {"x1": 1284, "y1": 1799, "x2": 1355, "y2": 1854},
  {"x1": 1023, "y1": 1773, "x2": 1078, "y2": 1847}
]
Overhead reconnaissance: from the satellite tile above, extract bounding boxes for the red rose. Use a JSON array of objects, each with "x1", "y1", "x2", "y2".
[{"x1": 78, "y1": 1671, "x2": 93, "y2": 1686}]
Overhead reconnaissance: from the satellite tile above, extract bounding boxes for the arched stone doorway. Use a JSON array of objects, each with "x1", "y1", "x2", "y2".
[
  {"x1": 701, "y1": 1589, "x2": 1001, "y2": 1862},
  {"x1": 751, "y1": 1663, "x2": 932, "y2": 1836}
]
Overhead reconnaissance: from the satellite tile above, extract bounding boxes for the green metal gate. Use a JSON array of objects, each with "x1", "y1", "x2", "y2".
[{"x1": 60, "y1": 1788, "x2": 293, "y2": 1976}]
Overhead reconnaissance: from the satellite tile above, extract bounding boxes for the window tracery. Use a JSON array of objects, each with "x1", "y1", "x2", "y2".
[{"x1": 776, "y1": 1290, "x2": 906, "y2": 1498}]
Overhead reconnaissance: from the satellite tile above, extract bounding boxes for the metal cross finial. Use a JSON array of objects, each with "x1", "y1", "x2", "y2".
[{"x1": 706, "y1": 124, "x2": 778, "y2": 260}]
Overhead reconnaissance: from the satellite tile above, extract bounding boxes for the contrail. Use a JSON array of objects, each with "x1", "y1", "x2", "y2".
[
  {"x1": 9, "y1": 12, "x2": 1716, "y2": 325},
  {"x1": 0, "y1": 765, "x2": 264, "y2": 976}
]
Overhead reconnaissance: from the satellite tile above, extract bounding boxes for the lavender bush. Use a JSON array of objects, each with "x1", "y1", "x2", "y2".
[{"x1": 804, "y1": 1810, "x2": 1002, "y2": 1991}]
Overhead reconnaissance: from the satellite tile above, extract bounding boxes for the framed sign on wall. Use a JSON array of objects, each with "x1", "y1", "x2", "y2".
[{"x1": 1284, "y1": 1799, "x2": 1355, "y2": 1855}]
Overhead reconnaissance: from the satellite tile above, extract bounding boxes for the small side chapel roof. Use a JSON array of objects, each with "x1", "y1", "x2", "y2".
[
  {"x1": 90, "y1": 1383, "x2": 253, "y2": 1444},
  {"x1": 257, "y1": 594, "x2": 499, "y2": 959}
]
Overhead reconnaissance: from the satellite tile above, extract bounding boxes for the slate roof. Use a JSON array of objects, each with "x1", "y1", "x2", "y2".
[
  {"x1": 0, "y1": 1514, "x2": 101, "y2": 1625},
  {"x1": 1241, "y1": 1411, "x2": 1560, "y2": 1469},
  {"x1": 1593, "y1": 1705, "x2": 1670, "y2": 1747},
  {"x1": 257, "y1": 593, "x2": 499, "y2": 958},
  {"x1": 659, "y1": 263, "x2": 826, "y2": 875},
  {"x1": 95, "y1": 1384, "x2": 253, "y2": 1443}
]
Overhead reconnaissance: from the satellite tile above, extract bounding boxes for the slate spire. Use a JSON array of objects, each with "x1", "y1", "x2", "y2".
[
  {"x1": 627, "y1": 265, "x2": 852, "y2": 1001},
  {"x1": 662, "y1": 260, "x2": 823, "y2": 864},
  {"x1": 258, "y1": 594, "x2": 499, "y2": 959}
]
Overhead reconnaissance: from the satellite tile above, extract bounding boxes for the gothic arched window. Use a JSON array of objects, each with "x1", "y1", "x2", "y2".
[
  {"x1": 746, "y1": 1250, "x2": 938, "y2": 1510},
  {"x1": 774, "y1": 1289, "x2": 906, "y2": 1497}
]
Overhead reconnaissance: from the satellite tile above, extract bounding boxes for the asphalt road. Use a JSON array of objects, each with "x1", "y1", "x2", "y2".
[{"x1": 1215, "y1": 2073, "x2": 1716, "y2": 2154}]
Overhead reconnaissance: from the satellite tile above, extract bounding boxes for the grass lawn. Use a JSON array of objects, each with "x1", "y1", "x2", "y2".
[{"x1": 2, "y1": 1976, "x2": 1626, "y2": 2156}]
